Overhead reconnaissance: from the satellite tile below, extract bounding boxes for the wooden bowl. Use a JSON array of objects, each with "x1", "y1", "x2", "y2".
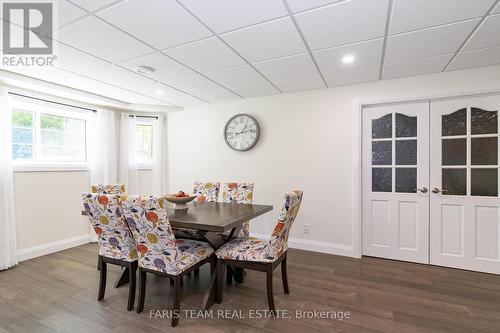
[{"x1": 165, "y1": 194, "x2": 197, "y2": 210}]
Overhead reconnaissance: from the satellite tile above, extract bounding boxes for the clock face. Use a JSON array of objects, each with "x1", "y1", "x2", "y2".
[{"x1": 224, "y1": 114, "x2": 260, "y2": 151}]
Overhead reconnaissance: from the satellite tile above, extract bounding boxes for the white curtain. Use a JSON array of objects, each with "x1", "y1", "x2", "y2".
[
  {"x1": 152, "y1": 114, "x2": 166, "y2": 195},
  {"x1": 119, "y1": 113, "x2": 138, "y2": 194},
  {"x1": 88, "y1": 109, "x2": 117, "y2": 242},
  {"x1": 0, "y1": 87, "x2": 18, "y2": 270}
]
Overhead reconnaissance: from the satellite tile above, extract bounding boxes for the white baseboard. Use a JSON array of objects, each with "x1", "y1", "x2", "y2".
[
  {"x1": 250, "y1": 233, "x2": 355, "y2": 258},
  {"x1": 17, "y1": 234, "x2": 90, "y2": 262}
]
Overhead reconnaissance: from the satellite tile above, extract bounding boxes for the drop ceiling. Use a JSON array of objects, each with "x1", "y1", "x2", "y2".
[{"x1": 1, "y1": 0, "x2": 499, "y2": 108}]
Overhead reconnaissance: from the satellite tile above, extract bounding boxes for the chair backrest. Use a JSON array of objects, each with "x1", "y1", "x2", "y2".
[
  {"x1": 221, "y1": 183, "x2": 254, "y2": 204},
  {"x1": 267, "y1": 190, "x2": 303, "y2": 257},
  {"x1": 91, "y1": 184, "x2": 126, "y2": 194},
  {"x1": 122, "y1": 195, "x2": 181, "y2": 273},
  {"x1": 82, "y1": 193, "x2": 137, "y2": 261},
  {"x1": 193, "y1": 182, "x2": 220, "y2": 203}
]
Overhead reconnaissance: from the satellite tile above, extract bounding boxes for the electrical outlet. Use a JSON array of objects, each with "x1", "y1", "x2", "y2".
[{"x1": 303, "y1": 224, "x2": 310, "y2": 234}]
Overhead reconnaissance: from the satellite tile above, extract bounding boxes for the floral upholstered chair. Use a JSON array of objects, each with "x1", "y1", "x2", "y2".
[
  {"x1": 193, "y1": 181, "x2": 220, "y2": 203},
  {"x1": 215, "y1": 190, "x2": 303, "y2": 313},
  {"x1": 90, "y1": 184, "x2": 126, "y2": 194},
  {"x1": 82, "y1": 193, "x2": 138, "y2": 311},
  {"x1": 122, "y1": 195, "x2": 215, "y2": 327},
  {"x1": 173, "y1": 181, "x2": 221, "y2": 240},
  {"x1": 221, "y1": 182, "x2": 254, "y2": 238}
]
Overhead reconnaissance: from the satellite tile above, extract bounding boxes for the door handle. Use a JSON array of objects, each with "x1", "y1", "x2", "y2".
[
  {"x1": 432, "y1": 187, "x2": 448, "y2": 194},
  {"x1": 415, "y1": 187, "x2": 428, "y2": 193}
]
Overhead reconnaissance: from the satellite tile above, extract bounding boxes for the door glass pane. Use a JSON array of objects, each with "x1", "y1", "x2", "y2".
[
  {"x1": 372, "y1": 114, "x2": 392, "y2": 139},
  {"x1": 471, "y1": 108, "x2": 498, "y2": 135},
  {"x1": 442, "y1": 169, "x2": 466, "y2": 195},
  {"x1": 372, "y1": 141, "x2": 392, "y2": 165},
  {"x1": 396, "y1": 140, "x2": 417, "y2": 165},
  {"x1": 442, "y1": 108, "x2": 466, "y2": 136},
  {"x1": 471, "y1": 168, "x2": 498, "y2": 196},
  {"x1": 372, "y1": 168, "x2": 392, "y2": 192},
  {"x1": 396, "y1": 168, "x2": 417, "y2": 193},
  {"x1": 442, "y1": 139, "x2": 466, "y2": 165},
  {"x1": 396, "y1": 113, "x2": 417, "y2": 137},
  {"x1": 471, "y1": 137, "x2": 498, "y2": 165}
]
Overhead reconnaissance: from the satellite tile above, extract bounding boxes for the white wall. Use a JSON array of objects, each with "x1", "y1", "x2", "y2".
[{"x1": 167, "y1": 65, "x2": 500, "y2": 257}]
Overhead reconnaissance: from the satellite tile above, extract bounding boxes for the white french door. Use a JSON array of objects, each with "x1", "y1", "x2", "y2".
[
  {"x1": 362, "y1": 102, "x2": 429, "y2": 264},
  {"x1": 430, "y1": 95, "x2": 500, "y2": 274},
  {"x1": 362, "y1": 94, "x2": 500, "y2": 275}
]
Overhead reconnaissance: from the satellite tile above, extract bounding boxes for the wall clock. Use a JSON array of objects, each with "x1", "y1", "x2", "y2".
[{"x1": 224, "y1": 113, "x2": 260, "y2": 151}]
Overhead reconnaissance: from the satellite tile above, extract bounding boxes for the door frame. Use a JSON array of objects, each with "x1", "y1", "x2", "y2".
[{"x1": 352, "y1": 89, "x2": 500, "y2": 258}]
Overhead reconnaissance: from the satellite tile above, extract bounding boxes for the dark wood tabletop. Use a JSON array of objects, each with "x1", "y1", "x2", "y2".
[
  {"x1": 167, "y1": 202, "x2": 273, "y2": 232},
  {"x1": 82, "y1": 202, "x2": 273, "y2": 233}
]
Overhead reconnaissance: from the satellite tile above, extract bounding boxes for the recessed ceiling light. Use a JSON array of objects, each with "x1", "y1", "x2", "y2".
[
  {"x1": 342, "y1": 55, "x2": 355, "y2": 64},
  {"x1": 134, "y1": 66, "x2": 154, "y2": 74},
  {"x1": 156, "y1": 90, "x2": 164, "y2": 96}
]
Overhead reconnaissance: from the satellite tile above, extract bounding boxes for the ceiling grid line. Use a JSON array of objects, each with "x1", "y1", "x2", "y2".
[
  {"x1": 378, "y1": 0, "x2": 394, "y2": 80},
  {"x1": 282, "y1": 0, "x2": 328, "y2": 88},
  {"x1": 173, "y1": 0, "x2": 284, "y2": 94},
  {"x1": 442, "y1": 0, "x2": 500, "y2": 72}
]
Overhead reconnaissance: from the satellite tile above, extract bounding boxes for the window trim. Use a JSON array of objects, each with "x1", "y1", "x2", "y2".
[{"x1": 11, "y1": 99, "x2": 91, "y2": 170}]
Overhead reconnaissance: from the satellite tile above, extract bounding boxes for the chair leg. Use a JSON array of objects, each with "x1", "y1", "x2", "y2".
[
  {"x1": 97, "y1": 255, "x2": 107, "y2": 301},
  {"x1": 127, "y1": 261, "x2": 137, "y2": 311},
  {"x1": 266, "y1": 269, "x2": 276, "y2": 314},
  {"x1": 216, "y1": 260, "x2": 225, "y2": 304},
  {"x1": 281, "y1": 255, "x2": 289, "y2": 294},
  {"x1": 194, "y1": 267, "x2": 200, "y2": 277},
  {"x1": 137, "y1": 268, "x2": 146, "y2": 313},
  {"x1": 97, "y1": 254, "x2": 101, "y2": 271},
  {"x1": 172, "y1": 276, "x2": 182, "y2": 327},
  {"x1": 226, "y1": 265, "x2": 233, "y2": 284}
]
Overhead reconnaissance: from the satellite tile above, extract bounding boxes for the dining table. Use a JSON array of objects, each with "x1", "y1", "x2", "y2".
[{"x1": 82, "y1": 201, "x2": 273, "y2": 309}]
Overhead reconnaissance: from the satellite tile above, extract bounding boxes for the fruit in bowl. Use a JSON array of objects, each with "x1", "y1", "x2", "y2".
[{"x1": 165, "y1": 191, "x2": 197, "y2": 210}]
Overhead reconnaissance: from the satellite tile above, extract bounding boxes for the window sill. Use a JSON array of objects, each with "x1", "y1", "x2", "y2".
[{"x1": 13, "y1": 163, "x2": 90, "y2": 172}]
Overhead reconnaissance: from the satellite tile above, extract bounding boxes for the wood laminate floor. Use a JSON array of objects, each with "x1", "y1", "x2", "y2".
[{"x1": 1, "y1": 244, "x2": 500, "y2": 332}]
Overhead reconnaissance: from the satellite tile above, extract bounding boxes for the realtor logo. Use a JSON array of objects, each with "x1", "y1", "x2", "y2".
[{"x1": 2, "y1": 1, "x2": 53, "y2": 54}]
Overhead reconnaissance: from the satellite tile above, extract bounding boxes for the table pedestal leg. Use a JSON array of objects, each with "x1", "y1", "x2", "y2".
[{"x1": 114, "y1": 267, "x2": 130, "y2": 288}]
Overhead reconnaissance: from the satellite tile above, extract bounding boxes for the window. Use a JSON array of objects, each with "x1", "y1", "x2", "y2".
[
  {"x1": 11, "y1": 99, "x2": 89, "y2": 166},
  {"x1": 135, "y1": 122, "x2": 153, "y2": 167}
]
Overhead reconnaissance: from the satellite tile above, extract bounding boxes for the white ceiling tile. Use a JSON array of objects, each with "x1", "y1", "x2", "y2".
[
  {"x1": 55, "y1": 43, "x2": 110, "y2": 74},
  {"x1": 96, "y1": 0, "x2": 212, "y2": 50},
  {"x1": 385, "y1": 19, "x2": 479, "y2": 63},
  {"x1": 64, "y1": 75, "x2": 169, "y2": 104},
  {"x1": 448, "y1": 45, "x2": 500, "y2": 71},
  {"x1": 494, "y1": 2, "x2": 500, "y2": 14},
  {"x1": 253, "y1": 53, "x2": 319, "y2": 82},
  {"x1": 68, "y1": 0, "x2": 117, "y2": 12},
  {"x1": 1, "y1": 66, "x2": 75, "y2": 86},
  {"x1": 166, "y1": 74, "x2": 239, "y2": 102},
  {"x1": 57, "y1": 0, "x2": 88, "y2": 27},
  {"x1": 464, "y1": 14, "x2": 500, "y2": 51},
  {"x1": 57, "y1": 16, "x2": 154, "y2": 62},
  {"x1": 220, "y1": 17, "x2": 306, "y2": 62},
  {"x1": 274, "y1": 75, "x2": 324, "y2": 93},
  {"x1": 119, "y1": 52, "x2": 196, "y2": 82},
  {"x1": 178, "y1": 0, "x2": 288, "y2": 33},
  {"x1": 205, "y1": 65, "x2": 267, "y2": 89},
  {"x1": 164, "y1": 37, "x2": 245, "y2": 73},
  {"x1": 383, "y1": 54, "x2": 452, "y2": 79},
  {"x1": 295, "y1": 0, "x2": 388, "y2": 50},
  {"x1": 313, "y1": 39, "x2": 383, "y2": 75},
  {"x1": 390, "y1": 0, "x2": 495, "y2": 34},
  {"x1": 232, "y1": 83, "x2": 279, "y2": 98},
  {"x1": 83, "y1": 65, "x2": 170, "y2": 97},
  {"x1": 286, "y1": 0, "x2": 343, "y2": 13},
  {"x1": 324, "y1": 66, "x2": 379, "y2": 87},
  {"x1": 152, "y1": 85, "x2": 206, "y2": 106}
]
